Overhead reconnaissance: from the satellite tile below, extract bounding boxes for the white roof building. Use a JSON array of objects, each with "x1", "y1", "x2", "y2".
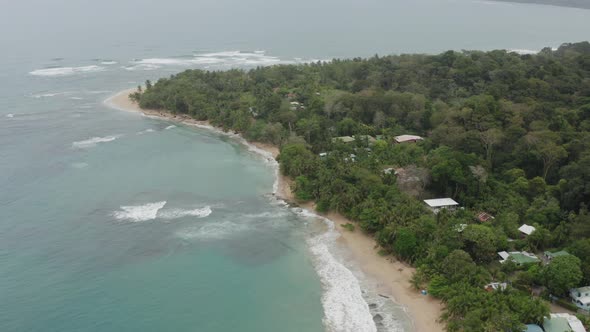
[
  {"x1": 570, "y1": 286, "x2": 590, "y2": 311},
  {"x1": 498, "y1": 251, "x2": 510, "y2": 261},
  {"x1": 424, "y1": 198, "x2": 459, "y2": 208},
  {"x1": 424, "y1": 198, "x2": 459, "y2": 213},
  {"x1": 519, "y1": 224, "x2": 536, "y2": 236},
  {"x1": 394, "y1": 135, "x2": 423, "y2": 143}
]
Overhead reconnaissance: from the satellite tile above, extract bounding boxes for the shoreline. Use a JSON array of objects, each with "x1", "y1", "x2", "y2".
[{"x1": 105, "y1": 89, "x2": 444, "y2": 332}]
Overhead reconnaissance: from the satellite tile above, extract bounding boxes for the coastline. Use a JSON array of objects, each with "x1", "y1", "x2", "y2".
[{"x1": 105, "y1": 89, "x2": 444, "y2": 332}]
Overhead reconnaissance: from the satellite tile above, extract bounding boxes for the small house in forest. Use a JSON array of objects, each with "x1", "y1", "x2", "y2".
[
  {"x1": 570, "y1": 286, "x2": 590, "y2": 311},
  {"x1": 498, "y1": 251, "x2": 540, "y2": 265},
  {"x1": 332, "y1": 136, "x2": 355, "y2": 144},
  {"x1": 476, "y1": 212, "x2": 495, "y2": 222},
  {"x1": 394, "y1": 135, "x2": 423, "y2": 143},
  {"x1": 518, "y1": 224, "x2": 536, "y2": 237},
  {"x1": 423, "y1": 198, "x2": 459, "y2": 213},
  {"x1": 331, "y1": 135, "x2": 376, "y2": 145},
  {"x1": 484, "y1": 282, "x2": 508, "y2": 292},
  {"x1": 544, "y1": 250, "x2": 571, "y2": 261}
]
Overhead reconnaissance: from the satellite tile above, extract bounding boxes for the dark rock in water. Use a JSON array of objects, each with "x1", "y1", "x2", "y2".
[
  {"x1": 373, "y1": 314, "x2": 384, "y2": 323},
  {"x1": 378, "y1": 294, "x2": 390, "y2": 299},
  {"x1": 369, "y1": 303, "x2": 378, "y2": 309}
]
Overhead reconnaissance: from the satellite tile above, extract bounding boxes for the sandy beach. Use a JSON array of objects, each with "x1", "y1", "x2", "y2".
[{"x1": 106, "y1": 88, "x2": 444, "y2": 332}]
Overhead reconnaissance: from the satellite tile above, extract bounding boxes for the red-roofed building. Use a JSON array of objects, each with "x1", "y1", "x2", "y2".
[{"x1": 476, "y1": 212, "x2": 494, "y2": 222}]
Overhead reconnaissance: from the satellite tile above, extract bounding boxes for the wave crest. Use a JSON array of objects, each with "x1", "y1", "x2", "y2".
[
  {"x1": 112, "y1": 201, "x2": 167, "y2": 222},
  {"x1": 159, "y1": 206, "x2": 212, "y2": 220},
  {"x1": 126, "y1": 51, "x2": 320, "y2": 71},
  {"x1": 29, "y1": 65, "x2": 105, "y2": 77},
  {"x1": 72, "y1": 135, "x2": 120, "y2": 148}
]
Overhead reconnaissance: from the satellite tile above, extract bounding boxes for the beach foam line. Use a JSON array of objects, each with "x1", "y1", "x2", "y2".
[
  {"x1": 112, "y1": 201, "x2": 167, "y2": 222},
  {"x1": 29, "y1": 65, "x2": 105, "y2": 77},
  {"x1": 164, "y1": 125, "x2": 176, "y2": 130},
  {"x1": 72, "y1": 135, "x2": 121, "y2": 148},
  {"x1": 293, "y1": 208, "x2": 377, "y2": 332}
]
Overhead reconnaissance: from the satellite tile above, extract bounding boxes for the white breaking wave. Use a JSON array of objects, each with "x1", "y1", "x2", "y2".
[
  {"x1": 31, "y1": 92, "x2": 68, "y2": 98},
  {"x1": 293, "y1": 208, "x2": 377, "y2": 332},
  {"x1": 165, "y1": 125, "x2": 176, "y2": 130},
  {"x1": 101, "y1": 61, "x2": 117, "y2": 65},
  {"x1": 72, "y1": 135, "x2": 120, "y2": 148},
  {"x1": 29, "y1": 65, "x2": 105, "y2": 77},
  {"x1": 242, "y1": 210, "x2": 289, "y2": 219},
  {"x1": 159, "y1": 206, "x2": 212, "y2": 220},
  {"x1": 123, "y1": 63, "x2": 161, "y2": 71},
  {"x1": 69, "y1": 97, "x2": 84, "y2": 100},
  {"x1": 6, "y1": 113, "x2": 14, "y2": 118},
  {"x1": 113, "y1": 201, "x2": 167, "y2": 222},
  {"x1": 126, "y1": 50, "x2": 320, "y2": 71}
]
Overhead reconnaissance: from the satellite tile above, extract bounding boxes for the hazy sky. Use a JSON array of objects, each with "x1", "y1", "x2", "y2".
[{"x1": 1, "y1": 0, "x2": 590, "y2": 61}]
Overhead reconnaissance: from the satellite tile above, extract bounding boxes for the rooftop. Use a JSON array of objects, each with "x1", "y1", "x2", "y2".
[
  {"x1": 394, "y1": 135, "x2": 423, "y2": 143},
  {"x1": 424, "y1": 198, "x2": 459, "y2": 207},
  {"x1": 545, "y1": 250, "x2": 571, "y2": 258},
  {"x1": 476, "y1": 212, "x2": 495, "y2": 222},
  {"x1": 510, "y1": 252, "x2": 541, "y2": 264},
  {"x1": 332, "y1": 136, "x2": 355, "y2": 143},
  {"x1": 519, "y1": 224, "x2": 536, "y2": 235},
  {"x1": 573, "y1": 286, "x2": 590, "y2": 293},
  {"x1": 484, "y1": 282, "x2": 507, "y2": 291},
  {"x1": 544, "y1": 313, "x2": 586, "y2": 332},
  {"x1": 499, "y1": 251, "x2": 540, "y2": 265}
]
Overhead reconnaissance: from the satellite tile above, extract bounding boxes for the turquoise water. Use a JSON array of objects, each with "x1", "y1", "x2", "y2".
[{"x1": 2, "y1": 1, "x2": 590, "y2": 331}]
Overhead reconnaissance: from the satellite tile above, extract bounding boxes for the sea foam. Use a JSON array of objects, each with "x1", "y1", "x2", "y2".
[
  {"x1": 159, "y1": 206, "x2": 212, "y2": 220},
  {"x1": 29, "y1": 65, "x2": 105, "y2": 77},
  {"x1": 112, "y1": 201, "x2": 167, "y2": 222},
  {"x1": 72, "y1": 135, "x2": 120, "y2": 148},
  {"x1": 137, "y1": 128, "x2": 155, "y2": 135},
  {"x1": 165, "y1": 125, "x2": 176, "y2": 130},
  {"x1": 176, "y1": 220, "x2": 245, "y2": 240},
  {"x1": 127, "y1": 51, "x2": 315, "y2": 71},
  {"x1": 31, "y1": 92, "x2": 68, "y2": 98},
  {"x1": 293, "y1": 208, "x2": 377, "y2": 332}
]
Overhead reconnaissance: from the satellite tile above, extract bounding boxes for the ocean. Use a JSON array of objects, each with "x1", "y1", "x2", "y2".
[{"x1": 1, "y1": 0, "x2": 590, "y2": 331}]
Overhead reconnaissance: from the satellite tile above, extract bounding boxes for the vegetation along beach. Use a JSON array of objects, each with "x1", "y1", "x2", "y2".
[{"x1": 114, "y1": 42, "x2": 590, "y2": 331}]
